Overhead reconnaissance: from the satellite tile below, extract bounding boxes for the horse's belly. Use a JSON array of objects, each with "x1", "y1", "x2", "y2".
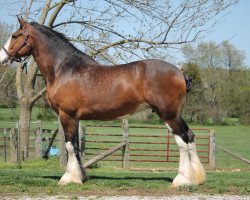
[
  {"x1": 77, "y1": 102, "x2": 149, "y2": 121},
  {"x1": 117, "y1": 103, "x2": 149, "y2": 119}
]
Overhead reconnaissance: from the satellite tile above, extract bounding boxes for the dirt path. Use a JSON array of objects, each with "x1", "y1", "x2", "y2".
[{"x1": 3, "y1": 195, "x2": 250, "y2": 200}]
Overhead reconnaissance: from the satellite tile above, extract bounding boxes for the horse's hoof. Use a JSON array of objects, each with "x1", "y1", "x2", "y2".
[
  {"x1": 58, "y1": 179, "x2": 84, "y2": 186},
  {"x1": 58, "y1": 173, "x2": 84, "y2": 185},
  {"x1": 171, "y1": 174, "x2": 193, "y2": 188}
]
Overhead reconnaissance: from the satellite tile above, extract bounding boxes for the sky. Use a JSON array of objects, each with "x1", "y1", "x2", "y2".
[
  {"x1": 0, "y1": 0, "x2": 249, "y2": 67},
  {"x1": 203, "y1": 1, "x2": 250, "y2": 67}
]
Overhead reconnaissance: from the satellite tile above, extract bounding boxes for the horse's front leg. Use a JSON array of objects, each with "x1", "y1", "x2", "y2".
[{"x1": 58, "y1": 111, "x2": 88, "y2": 185}]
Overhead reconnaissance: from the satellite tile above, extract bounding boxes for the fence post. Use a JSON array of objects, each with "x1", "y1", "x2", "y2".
[
  {"x1": 209, "y1": 130, "x2": 216, "y2": 170},
  {"x1": 122, "y1": 119, "x2": 129, "y2": 170},
  {"x1": 10, "y1": 128, "x2": 17, "y2": 162},
  {"x1": 80, "y1": 124, "x2": 86, "y2": 161},
  {"x1": 166, "y1": 129, "x2": 170, "y2": 162},
  {"x1": 78, "y1": 121, "x2": 83, "y2": 157},
  {"x1": 59, "y1": 118, "x2": 67, "y2": 167},
  {"x1": 35, "y1": 121, "x2": 43, "y2": 158},
  {"x1": 4, "y1": 128, "x2": 7, "y2": 162},
  {"x1": 16, "y1": 122, "x2": 21, "y2": 168}
]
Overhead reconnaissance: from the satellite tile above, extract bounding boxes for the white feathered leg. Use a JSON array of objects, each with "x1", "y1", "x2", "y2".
[
  {"x1": 166, "y1": 123, "x2": 205, "y2": 187},
  {"x1": 59, "y1": 142, "x2": 85, "y2": 185},
  {"x1": 172, "y1": 135, "x2": 197, "y2": 187},
  {"x1": 188, "y1": 142, "x2": 206, "y2": 184}
]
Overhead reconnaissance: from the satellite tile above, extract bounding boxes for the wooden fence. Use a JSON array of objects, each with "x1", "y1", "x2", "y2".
[
  {"x1": 82, "y1": 123, "x2": 215, "y2": 170},
  {"x1": 0, "y1": 121, "x2": 216, "y2": 170}
]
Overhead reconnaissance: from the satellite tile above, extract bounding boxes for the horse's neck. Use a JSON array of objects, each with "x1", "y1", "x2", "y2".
[
  {"x1": 31, "y1": 45, "x2": 58, "y2": 85},
  {"x1": 81, "y1": 54, "x2": 99, "y2": 65},
  {"x1": 31, "y1": 34, "x2": 98, "y2": 85}
]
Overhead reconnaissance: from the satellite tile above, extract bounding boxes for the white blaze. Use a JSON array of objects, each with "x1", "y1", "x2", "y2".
[{"x1": 0, "y1": 36, "x2": 12, "y2": 63}]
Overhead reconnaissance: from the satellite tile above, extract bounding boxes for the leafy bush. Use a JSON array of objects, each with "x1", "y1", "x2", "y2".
[
  {"x1": 239, "y1": 114, "x2": 250, "y2": 125},
  {"x1": 203, "y1": 117, "x2": 214, "y2": 125},
  {"x1": 221, "y1": 118, "x2": 239, "y2": 126},
  {"x1": 146, "y1": 113, "x2": 163, "y2": 124},
  {"x1": 36, "y1": 109, "x2": 56, "y2": 120}
]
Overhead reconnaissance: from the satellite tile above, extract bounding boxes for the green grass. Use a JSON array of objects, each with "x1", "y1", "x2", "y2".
[
  {"x1": 191, "y1": 125, "x2": 250, "y2": 170},
  {"x1": 0, "y1": 158, "x2": 249, "y2": 197}
]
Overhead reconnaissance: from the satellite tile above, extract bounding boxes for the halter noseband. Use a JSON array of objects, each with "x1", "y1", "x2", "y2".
[{"x1": 2, "y1": 29, "x2": 31, "y2": 62}]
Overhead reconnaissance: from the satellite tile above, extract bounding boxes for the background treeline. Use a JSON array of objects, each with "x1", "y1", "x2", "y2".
[{"x1": 182, "y1": 41, "x2": 249, "y2": 125}]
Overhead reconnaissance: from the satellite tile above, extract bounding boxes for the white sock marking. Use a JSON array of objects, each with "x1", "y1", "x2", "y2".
[
  {"x1": 59, "y1": 142, "x2": 84, "y2": 185},
  {"x1": 172, "y1": 135, "x2": 196, "y2": 187}
]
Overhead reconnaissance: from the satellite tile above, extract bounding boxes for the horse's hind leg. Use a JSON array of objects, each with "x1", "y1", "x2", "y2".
[
  {"x1": 58, "y1": 111, "x2": 88, "y2": 185},
  {"x1": 165, "y1": 117, "x2": 206, "y2": 187}
]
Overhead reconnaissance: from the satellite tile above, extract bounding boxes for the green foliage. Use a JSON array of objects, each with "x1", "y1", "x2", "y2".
[
  {"x1": 36, "y1": 108, "x2": 57, "y2": 120},
  {"x1": 0, "y1": 67, "x2": 17, "y2": 109},
  {"x1": 183, "y1": 62, "x2": 205, "y2": 123},
  {"x1": 183, "y1": 62, "x2": 202, "y2": 86},
  {"x1": 204, "y1": 117, "x2": 214, "y2": 125},
  {"x1": 221, "y1": 118, "x2": 239, "y2": 126},
  {"x1": 146, "y1": 113, "x2": 163, "y2": 124},
  {"x1": 240, "y1": 114, "x2": 250, "y2": 124},
  {"x1": 182, "y1": 41, "x2": 250, "y2": 125}
]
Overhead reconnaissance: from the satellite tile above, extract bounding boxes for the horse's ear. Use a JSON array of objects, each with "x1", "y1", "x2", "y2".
[{"x1": 17, "y1": 17, "x2": 27, "y2": 29}]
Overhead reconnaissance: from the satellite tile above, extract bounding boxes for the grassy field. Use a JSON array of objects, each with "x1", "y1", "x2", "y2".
[{"x1": 0, "y1": 158, "x2": 249, "y2": 197}]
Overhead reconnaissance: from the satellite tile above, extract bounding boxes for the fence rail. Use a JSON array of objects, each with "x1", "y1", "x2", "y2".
[{"x1": 83, "y1": 124, "x2": 215, "y2": 169}]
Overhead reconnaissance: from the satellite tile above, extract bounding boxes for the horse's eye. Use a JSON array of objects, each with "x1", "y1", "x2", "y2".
[{"x1": 12, "y1": 35, "x2": 17, "y2": 39}]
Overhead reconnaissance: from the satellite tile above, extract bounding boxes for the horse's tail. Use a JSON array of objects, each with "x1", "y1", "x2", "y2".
[
  {"x1": 180, "y1": 67, "x2": 192, "y2": 93},
  {"x1": 184, "y1": 74, "x2": 192, "y2": 92}
]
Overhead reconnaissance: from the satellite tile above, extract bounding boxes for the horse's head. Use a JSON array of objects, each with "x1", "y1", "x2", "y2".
[{"x1": 0, "y1": 17, "x2": 32, "y2": 65}]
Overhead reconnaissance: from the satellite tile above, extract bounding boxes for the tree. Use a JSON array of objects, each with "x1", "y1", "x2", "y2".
[
  {"x1": 3, "y1": 0, "x2": 239, "y2": 159},
  {"x1": 0, "y1": 22, "x2": 17, "y2": 118},
  {"x1": 182, "y1": 62, "x2": 204, "y2": 122},
  {"x1": 0, "y1": 21, "x2": 14, "y2": 85},
  {"x1": 182, "y1": 41, "x2": 248, "y2": 123}
]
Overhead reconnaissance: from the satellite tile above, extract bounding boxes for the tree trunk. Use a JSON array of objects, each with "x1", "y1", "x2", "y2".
[
  {"x1": 19, "y1": 98, "x2": 32, "y2": 160},
  {"x1": 14, "y1": 0, "x2": 67, "y2": 161}
]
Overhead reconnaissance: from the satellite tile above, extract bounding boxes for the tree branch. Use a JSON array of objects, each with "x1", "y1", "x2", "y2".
[
  {"x1": 24, "y1": 0, "x2": 34, "y2": 20},
  {"x1": 47, "y1": 0, "x2": 75, "y2": 28},
  {"x1": 52, "y1": 21, "x2": 126, "y2": 39},
  {"x1": 30, "y1": 87, "x2": 46, "y2": 104},
  {"x1": 38, "y1": 0, "x2": 53, "y2": 25},
  {"x1": 91, "y1": 38, "x2": 196, "y2": 56},
  {"x1": 0, "y1": 68, "x2": 7, "y2": 84}
]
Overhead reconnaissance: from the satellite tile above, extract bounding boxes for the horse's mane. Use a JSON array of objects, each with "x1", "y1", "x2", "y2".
[
  {"x1": 30, "y1": 22, "x2": 98, "y2": 64},
  {"x1": 30, "y1": 22, "x2": 81, "y2": 52}
]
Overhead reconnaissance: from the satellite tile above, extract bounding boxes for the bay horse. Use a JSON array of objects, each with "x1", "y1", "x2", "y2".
[{"x1": 0, "y1": 18, "x2": 205, "y2": 187}]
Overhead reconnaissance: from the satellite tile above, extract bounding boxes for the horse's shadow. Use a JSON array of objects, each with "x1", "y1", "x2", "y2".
[
  {"x1": 41, "y1": 175, "x2": 173, "y2": 183},
  {"x1": 90, "y1": 175, "x2": 173, "y2": 182}
]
